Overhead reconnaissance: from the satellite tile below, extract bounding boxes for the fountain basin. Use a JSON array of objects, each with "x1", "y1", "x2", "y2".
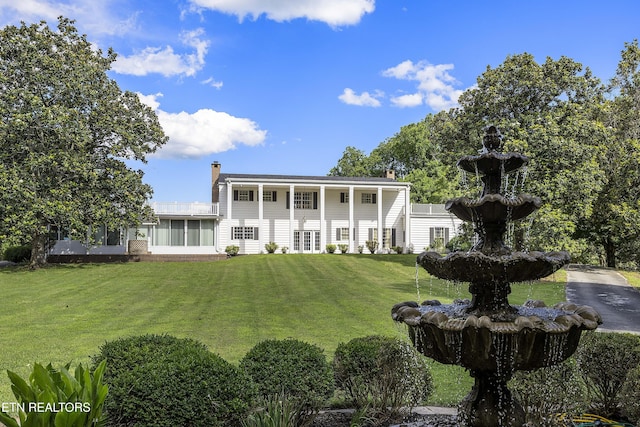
[
  {"x1": 446, "y1": 194, "x2": 542, "y2": 223},
  {"x1": 457, "y1": 151, "x2": 528, "y2": 176},
  {"x1": 392, "y1": 300, "x2": 601, "y2": 373},
  {"x1": 417, "y1": 250, "x2": 571, "y2": 283}
]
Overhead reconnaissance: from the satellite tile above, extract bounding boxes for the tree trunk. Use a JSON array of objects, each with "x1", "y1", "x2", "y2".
[
  {"x1": 30, "y1": 231, "x2": 49, "y2": 269},
  {"x1": 603, "y1": 236, "x2": 617, "y2": 268}
]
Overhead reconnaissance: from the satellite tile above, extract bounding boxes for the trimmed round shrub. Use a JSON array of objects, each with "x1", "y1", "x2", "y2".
[
  {"x1": 575, "y1": 331, "x2": 640, "y2": 418},
  {"x1": 240, "y1": 339, "x2": 334, "y2": 426},
  {"x1": 333, "y1": 335, "x2": 433, "y2": 418},
  {"x1": 92, "y1": 334, "x2": 255, "y2": 427},
  {"x1": 3, "y1": 245, "x2": 31, "y2": 263},
  {"x1": 620, "y1": 365, "x2": 640, "y2": 425},
  {"x1": 511, "y1": 359, "x2": 587, "y2": 427}
]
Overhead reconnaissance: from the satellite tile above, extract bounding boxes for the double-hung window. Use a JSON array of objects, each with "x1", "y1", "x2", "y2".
[
  {"x1": 361, "y1": 193, "x2": 377, "y2": 204},
  {"x1": 336, "y1": 227, "x2": 350, "y2": 241},
  {"x1": 232, "y1": 226, "x2": 259, "y2": 240}
]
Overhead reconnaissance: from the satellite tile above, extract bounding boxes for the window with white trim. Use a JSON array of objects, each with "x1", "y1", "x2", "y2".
[
  {"x1": 286, "y1": 191, "x2": 318, "y2": 209},
  {"x1": 361, "y1": 193, "x2": 377, "y2": 204},
  {"x1": 368, "y1": 227, "x2": 395, "y2": 248},
  {"x1": 263, "y1": 191, "x2": 277, "y2": 202},
  {"x1": 430, "y1": 227, "x2": 449, "y2": 249},
  {"x1": 336, "y1": 227, "x2": 349, "y2": 241},
  {"x1": 232, "y1": 226, "x2": 259, "y2": 240},
  {"x1": 233, "y1": 189, "x2": 254, "y2": 201}
]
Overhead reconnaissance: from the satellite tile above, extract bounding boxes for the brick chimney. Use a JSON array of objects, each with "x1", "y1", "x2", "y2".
[
  {"x1": 384, "y1": 169, "x2": 395, "y2": 180},
  {"x1": 211, "y1": 162, "x2": 221, "y2": 203}
]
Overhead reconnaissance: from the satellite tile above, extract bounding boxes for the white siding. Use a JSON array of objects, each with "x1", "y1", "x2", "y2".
[{"x1": 410, "y1": 214, "x2": 462, "y2": 253}]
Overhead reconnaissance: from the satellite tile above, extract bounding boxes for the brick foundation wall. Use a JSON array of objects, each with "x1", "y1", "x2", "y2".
[{"x1": 47, "y1": 254, "x2": 228, "y2": 264}]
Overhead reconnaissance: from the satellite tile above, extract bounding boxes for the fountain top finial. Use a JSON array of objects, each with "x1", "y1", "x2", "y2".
[{"x1": 483, "y1": 125, "x2": 502, "y2": 151}]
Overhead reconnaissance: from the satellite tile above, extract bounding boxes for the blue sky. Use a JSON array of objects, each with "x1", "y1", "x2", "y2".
[{"x1": 1, "y1": 0, "x2": 639, "y2": 203}]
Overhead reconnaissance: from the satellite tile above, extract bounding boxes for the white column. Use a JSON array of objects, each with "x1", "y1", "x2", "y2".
[
  {"x1": 289, "y1": 185, "x2": 295, "y2": 252},
  {"x1": 258, "y1": 184, "x2": 264, "y2": 253},
  {"x1": 404, "y1": 186, "x2": 411, "y2": 252},
  {"x1": 377, "y1": 186, "x2": 383, "y2": 251},
  {"x1": 320, "y1": 185, "x2": 326, "y2": 253},
  {"x1": 348, "y1": 186, "x2": 354, "y2": 253},
  {"x1": 226, "y1": 182, "x2": 233, "y2": 249}
]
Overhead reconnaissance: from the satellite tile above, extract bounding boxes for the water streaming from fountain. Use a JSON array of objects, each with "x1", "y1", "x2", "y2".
[{"x1": 392, "y1": 126, "x2": 601, "y2": 427}]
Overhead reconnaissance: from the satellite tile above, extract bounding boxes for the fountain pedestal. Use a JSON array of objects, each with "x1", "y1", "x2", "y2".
[
  {"x1": 461, "y1": 371, "x2": 524, "y2": 427},
  {"x1": 392, "y1": 126, "x2": 601, "y2": 427}
]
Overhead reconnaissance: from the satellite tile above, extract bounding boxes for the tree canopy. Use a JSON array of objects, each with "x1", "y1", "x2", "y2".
[
  {"x1": 330, "y1": 45, "x2": 640, "y2": 268},
  {"x1": 0, "y1": 17, "x2": 167, "y2": 267}
]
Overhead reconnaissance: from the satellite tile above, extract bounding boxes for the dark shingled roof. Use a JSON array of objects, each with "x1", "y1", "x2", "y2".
[{"x1": 219, "y1": 173, "x2": 399, "y2": 183}]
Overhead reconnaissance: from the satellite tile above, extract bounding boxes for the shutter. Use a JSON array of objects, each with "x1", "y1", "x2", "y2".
[
  {"x1": 272, "y1": 191, "x2": 277, "y2": 202},
  {"x1": 249, "y1": 191, "x2": 254, "y2": 201},
  {"x1": 336, "y1": 228, "x2": 341, "y2": 241},
  {"x1": 429, "y1": 228, "x2": 435, "y2": 245},
  {"x1": 353, "y1": 227, "x2": 356, "y2": 240},
  {"x1": 445, "y1": 228, "x2": 450, "y2": 245},
  {"x1": 392, "y1": 228, "x2": 396, "y2": 247},
  {"x1": 372, "y1": 193, "x2": 377, "y2": 204},
  {"x1": 253, "y1": 227, "x2": 259, "y2": 240},
  {"x1": 231, "y1": 227, "x2": 235, "y2": 239},
  {"x1": 313, "y1": 192, "x2": 318, "y2": 209},
  {"x1": 340, "y1": 192, "x2": 345, "y2": 203},
  {"x1": 233, "y1": 190, "x2": 239, "y2": 201},
  {"x1": 286, "y1": 192, "x2": 290, "y2": 209}
]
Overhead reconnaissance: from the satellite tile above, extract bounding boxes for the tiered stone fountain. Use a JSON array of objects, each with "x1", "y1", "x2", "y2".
[{"x1": 392, "y1": 126, "x2": 601, "y2": 427}]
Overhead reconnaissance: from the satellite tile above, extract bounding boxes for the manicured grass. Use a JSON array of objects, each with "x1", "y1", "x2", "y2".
[{"x1": 0, "y1": 254, "x2": 566, "y2": 406}]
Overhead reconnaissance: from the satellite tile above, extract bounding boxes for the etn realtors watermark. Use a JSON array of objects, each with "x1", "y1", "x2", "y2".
[{"x1": 2, "y1": 402, "x2": 91, "y2": 413}]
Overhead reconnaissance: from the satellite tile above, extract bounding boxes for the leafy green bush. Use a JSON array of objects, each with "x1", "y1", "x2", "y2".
[
  {"x1": 333, "y1": 335, "x2": 433, "y2": 422},
  {"x1": 511, "y1": 359, "x2": 587, "y2": 426},
  {"x1": 575, "y1": 331, "x2": 640, "y2": 418},
  {"x1": 337, "y1": 244, "x2": 348, "y2": 254},
  {"x1": 365, "y1": 240, "x2": 378, "y2": 254},
  {"x1": 225, "y1": 245, "x2": 239, "y2": 256},
  {"x1": 3, "y1": 245, "x2": 31, "y2": 263},
  {"x1": 242, "y1": 393, "x2": 297, "y2": 427},
  {"x1": 325, "y1": 244, "x2": 336, "y2": 254},
  {"x1": 0, "y1": 361, "x2": 108, "y2": 427},
  {"x1": 264, "y1": 242, "x2": 279, "y2": 253},
  {"x1": 620, "y1": 365, "x2": 640, "y2": 426},
  {"x1": 92, "y1": 334, "x2": 255, "y2": 427},
  {"x1": 240, "y1": 339, "x2": 334, "y2": 427}
]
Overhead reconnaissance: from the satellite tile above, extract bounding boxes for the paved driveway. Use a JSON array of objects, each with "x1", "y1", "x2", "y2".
[{"x1": 566, "y1": 264, "x2": 640, "y2": 334}]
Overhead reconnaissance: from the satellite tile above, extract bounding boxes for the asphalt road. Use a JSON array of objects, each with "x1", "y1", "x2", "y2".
[{"x1": 566, "y1": 264, "x2": 640, "y2": 334}]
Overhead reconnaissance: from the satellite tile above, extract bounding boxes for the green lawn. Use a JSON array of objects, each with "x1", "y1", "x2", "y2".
[
  {"x1": 0, "y1": 254, "x2": 566, "y2": 406},
  {"x1": 620, "y1": 269, "x2": 640, "y2": 289}
]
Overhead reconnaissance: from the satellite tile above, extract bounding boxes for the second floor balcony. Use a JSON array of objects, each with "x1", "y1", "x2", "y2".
[{"x1": 150, "y1": 202, "x2": 219, "y2": 217}]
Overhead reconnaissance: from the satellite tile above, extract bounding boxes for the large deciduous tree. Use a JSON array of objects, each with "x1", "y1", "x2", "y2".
[
  {"x1": 0, "y1": 18, "x2": 167, "y2": 267},
  {"x1": 581, "y1": 40, "x2": 640, "y2": 267},
  {"x1": 445, "y1": 53, "x2": 608, "y2": 256}
]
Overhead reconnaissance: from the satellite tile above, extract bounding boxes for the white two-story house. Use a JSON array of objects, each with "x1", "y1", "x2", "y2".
[
  {"x1": 49, "y1": 163, "x2": 462, "y2": 257},
  {"x1": 216, "y1": 163, "x2": 412, "y2": 254}
]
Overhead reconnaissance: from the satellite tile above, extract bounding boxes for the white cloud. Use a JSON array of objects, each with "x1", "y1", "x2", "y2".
[
  {"x1": 389, "y1": 92, "x2": 423, "y2": 108},
  {"x1": 201, "y1": 76, "x2": 223, "y2": 89},
  {"x1": 382, "y1": 60, "x2": 462, "y2": 110},
  {"x1": 0, "y1": 0, "x2": 139, "y2": 36},
  {"x1": 188, "y1": 0, "x2": 374, "y2": 27},
  {"x1": 112, "y1": 28, "x2": 209, "y2": 77},
  {"x1": 137, "y1": 93, "x2": 267, "y2": 159},
  {"x1": 338, "y1": 88, "x2": 382, "y2": 107}
]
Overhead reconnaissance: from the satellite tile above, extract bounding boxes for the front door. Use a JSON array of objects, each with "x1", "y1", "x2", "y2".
[{"x1": 294, "y1": 230, "x2": 320, "y2": 253}]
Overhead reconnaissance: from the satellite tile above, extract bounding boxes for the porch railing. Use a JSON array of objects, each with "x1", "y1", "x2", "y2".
[
  {"x1": 150, "y1": 202, "x2": 219, "y2": 216},
  {"x1": 410, "y1": 203, "x2": 448, "y2": 215}
]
